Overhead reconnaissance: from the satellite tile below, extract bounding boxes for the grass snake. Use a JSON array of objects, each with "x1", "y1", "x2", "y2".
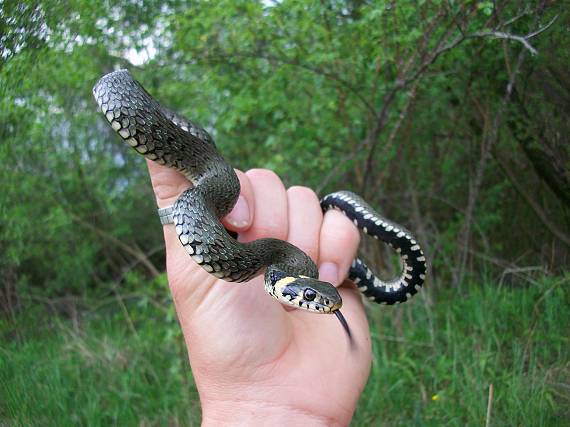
[{"x1": 93, "y1": 70, "x2": 427, "y2": 336}]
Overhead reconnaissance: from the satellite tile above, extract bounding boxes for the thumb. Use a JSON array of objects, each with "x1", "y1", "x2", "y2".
[
  {"x1": 145, "y1": 160, "x2": 211, "y2": 306},
  {"x1": 146, "y1": 159, "x2": 191, "y2": 209}
]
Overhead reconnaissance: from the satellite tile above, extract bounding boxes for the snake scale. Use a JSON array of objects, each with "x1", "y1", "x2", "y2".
[{"x1": 93, "y1": 70, "x2": 427, "y2": 335}]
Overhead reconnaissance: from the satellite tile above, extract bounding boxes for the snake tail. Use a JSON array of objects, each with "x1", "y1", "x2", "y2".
[{"x1": 321, "y1": 191, "x2": 427, "y2": 305}]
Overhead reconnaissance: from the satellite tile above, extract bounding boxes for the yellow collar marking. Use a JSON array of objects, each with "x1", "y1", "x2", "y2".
[{"x1": 275, "y1": 276, "x2": 297, "y2": 289}]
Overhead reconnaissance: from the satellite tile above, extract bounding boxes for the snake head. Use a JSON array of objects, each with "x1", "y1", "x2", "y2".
[
  {"x1": 265, "y1": 269, "x2": 352, "y2": 338},
  {"x1": 266, "y1": 275, "x2": 342, "y2": 313}
]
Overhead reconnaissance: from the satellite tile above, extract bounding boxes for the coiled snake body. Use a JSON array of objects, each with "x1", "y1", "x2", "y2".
[{"x1": 93, "y1": 70, "x2": 427, "y2": 335}]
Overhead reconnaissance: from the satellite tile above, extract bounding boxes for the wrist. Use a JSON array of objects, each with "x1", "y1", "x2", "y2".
[{"x1": 201, "y1": 398, "x2": 348, "y2": 427}]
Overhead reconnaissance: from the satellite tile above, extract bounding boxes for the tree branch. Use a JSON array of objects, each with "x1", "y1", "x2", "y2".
[{"x1": 401, "y1": 12, "x2": 558, "y2": 89}]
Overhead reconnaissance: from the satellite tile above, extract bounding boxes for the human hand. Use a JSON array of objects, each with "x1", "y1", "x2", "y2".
[{"x1": 147, "y1": 161, "x2": 372, "y2": 426}]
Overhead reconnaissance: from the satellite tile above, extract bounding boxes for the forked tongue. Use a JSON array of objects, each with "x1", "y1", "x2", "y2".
[{"x1": 334, "y1": 310, "x2": 352, "y2": 340}]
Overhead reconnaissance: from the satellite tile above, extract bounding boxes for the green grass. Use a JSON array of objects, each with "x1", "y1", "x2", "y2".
[
  {"x1": 1, "y1": 277, "x2": 569, "y2": 426},
  {"x1": 355, "y1": 276, "x2": 570, "y2": 426},
  {"x1": 0, "y1": 292, "x2": 201, "y2": 426}
]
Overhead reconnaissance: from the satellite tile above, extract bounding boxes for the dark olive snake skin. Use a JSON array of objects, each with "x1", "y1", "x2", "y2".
[{"x1": 93, "y1": 70, "x2": 426, "y2": 331}]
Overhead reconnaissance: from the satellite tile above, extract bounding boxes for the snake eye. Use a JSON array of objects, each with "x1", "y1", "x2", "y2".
[{"x1": 303, "y1": 288, "x2": 317, "y2": 301}]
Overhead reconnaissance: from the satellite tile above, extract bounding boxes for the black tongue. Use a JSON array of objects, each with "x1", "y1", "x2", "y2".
[{"x1": 334, "y1": 310, "x2": 352, "y2": 340}]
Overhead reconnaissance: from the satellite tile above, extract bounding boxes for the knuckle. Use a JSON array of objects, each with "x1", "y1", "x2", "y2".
[
  {"x1": 253, "y1": 224, "x2": 287, "y2": 241},
  {"x1": 246, "y1": 168, "x2": 281, "y2": 184},
  {"x1": 287, "y1": 185, "x2": 318, "y2": 202}
]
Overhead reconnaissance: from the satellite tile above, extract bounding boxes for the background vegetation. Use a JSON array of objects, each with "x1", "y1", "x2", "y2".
[{"x1": 1, "y1": 0, "x2": 568, "y2": 425}]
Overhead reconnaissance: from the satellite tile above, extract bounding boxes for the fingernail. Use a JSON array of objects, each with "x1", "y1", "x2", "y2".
[
  {"x1": 226, "y1": 196, "x2": 250, "y2": 228},
  {"x1": 319, "y1": 262, "x2": 338, "y2": 285}
]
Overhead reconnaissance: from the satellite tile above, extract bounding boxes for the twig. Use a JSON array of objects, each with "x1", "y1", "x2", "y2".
[
  {"x1": 112, "y1": 284, "x2": 140, "y2": 339},
  {"x1": 526, "y1": 14, "x2": 559, "y2": 38},
  {"x1": 485, "y1": 383, "x2": 494, "y2": 427},
  {"x1": 466, "y1": 248, "x2": 515, "y2": 269},
  {"x1": 471, "y1": 30, "x2": 538, "y2": 55},
  {"x1": 467, "y1": 14, "x2": 559, "y2": 57},
  {"x1": 499, "y1": 9, "x2": 532, "y2": 28},
  {"x1": 499, "y1": 266, "x2": 546, "y2": 287},
  {"x1": 117, "y1": 244, "x2": 165, "y2": 281},
  {"x1": 401, "y1": 12, "x2": 558, "y2": 89}
]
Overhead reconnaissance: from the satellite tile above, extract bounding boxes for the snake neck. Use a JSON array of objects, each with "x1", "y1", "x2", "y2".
[
  {"x1": 253, "y1": 239, "x2": 318, "y2": 278},
  {"x1": 195, "y1": 168, "x2": 240, "y2": 218}
]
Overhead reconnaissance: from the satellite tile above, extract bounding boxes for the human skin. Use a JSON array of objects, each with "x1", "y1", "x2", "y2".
[{"x1": 147, "y1": 161, "x2": 372, "y2": 426}]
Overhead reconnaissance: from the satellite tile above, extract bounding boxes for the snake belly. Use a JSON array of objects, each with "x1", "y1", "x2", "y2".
[{"x1": 93, "y1": 69, "x2": 426, "y2": 313}]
